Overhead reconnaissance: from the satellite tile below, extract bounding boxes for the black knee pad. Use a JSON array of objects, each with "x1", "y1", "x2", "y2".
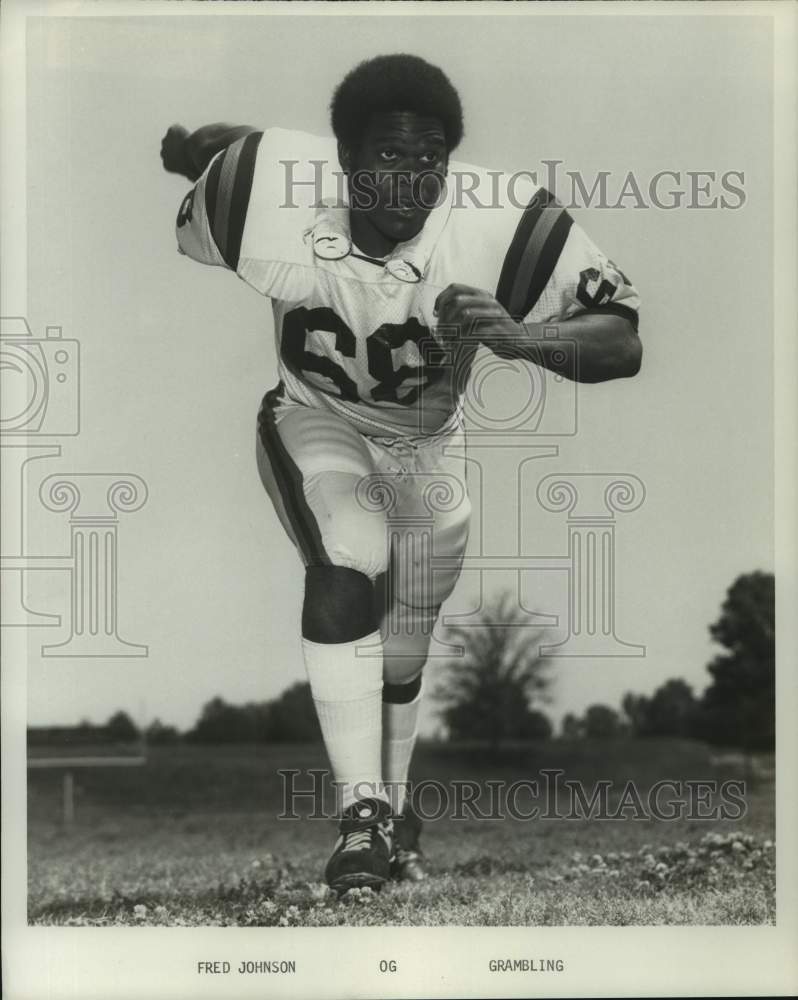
[{"x1": 302, "y1": 565, "x2": 376, "y2": 643}]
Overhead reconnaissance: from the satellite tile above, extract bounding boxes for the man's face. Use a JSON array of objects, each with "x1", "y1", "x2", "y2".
[{"x1": 342, "y1": 111, "x2": 448, "y2": 249}]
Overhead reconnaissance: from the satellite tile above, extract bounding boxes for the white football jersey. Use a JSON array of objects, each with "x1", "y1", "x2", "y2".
[{"x1": 176, "y1": 128, "x2": 640, "y2": 438}]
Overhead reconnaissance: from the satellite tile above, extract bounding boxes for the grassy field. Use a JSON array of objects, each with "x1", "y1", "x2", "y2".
[{"x1": 27, "y1": 740, "x2": 775, "y2": 927}]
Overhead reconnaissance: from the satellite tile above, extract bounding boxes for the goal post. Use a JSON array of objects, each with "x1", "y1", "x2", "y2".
[{"x1": 27, "y1": 750, "x2": 147, "y2": 826}]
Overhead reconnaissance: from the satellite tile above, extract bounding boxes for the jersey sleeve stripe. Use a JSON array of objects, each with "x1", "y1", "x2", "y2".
[
  {"x1": 495, "y1": 188, "x2": 557, "y2": 314},
  {"x1": 507, "y1": 203, "x2": 568, "y2": 316},
  {"x1": 211, "y1": 142, "x2": 241, "y2": 260},
  {"x1": 204, "y1": 153, "x2": 224, "y2": 239},
  {"x1": 516, "y1": 209, "x2": 574, "y2": 319},
  {"x1": 206, "y1": 131, "x2": 262, "y2": 270},
  {"x1": 224, "y1": 131, "x2": 263, "y2": 270}
]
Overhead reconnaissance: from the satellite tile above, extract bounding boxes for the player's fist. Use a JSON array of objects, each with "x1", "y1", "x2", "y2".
[
  {"x1": 433, "y1": 283, "x2": 520, "y2": 349},
  {"x1": 160, "y1": 124, "x2": 200, "y2": 181}
]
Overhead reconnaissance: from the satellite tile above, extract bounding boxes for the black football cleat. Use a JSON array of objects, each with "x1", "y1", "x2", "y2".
[
  {"x1": 324, "y1": 797, "x2": 394, "y2": 895},
  {"x1": 391, "y1": 800, "x2": 428, "y2": 882}
]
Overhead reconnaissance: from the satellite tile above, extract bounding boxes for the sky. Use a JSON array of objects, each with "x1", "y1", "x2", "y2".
[{"x1": 13, "y1": 9, "x2": 774, "y2": 735}]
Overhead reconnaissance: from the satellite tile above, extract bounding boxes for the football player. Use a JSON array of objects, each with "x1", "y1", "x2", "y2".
[{"x1": 161, "y1": 54, "x2": 642, "y2": 894}]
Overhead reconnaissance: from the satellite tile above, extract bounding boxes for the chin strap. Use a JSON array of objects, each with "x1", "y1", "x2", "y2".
[{"x1": 304, "y1": 192, "x2": 452, "y2": 285}]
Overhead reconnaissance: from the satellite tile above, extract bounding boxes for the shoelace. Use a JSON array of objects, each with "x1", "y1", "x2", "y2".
[{"x1": 340, "y1": 828, "x2": 375, "y2": 853}]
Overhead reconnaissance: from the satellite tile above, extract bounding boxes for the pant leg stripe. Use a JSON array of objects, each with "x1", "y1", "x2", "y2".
[{"x1": 257, "y1": 386, "x2": 331, "y2": 566}]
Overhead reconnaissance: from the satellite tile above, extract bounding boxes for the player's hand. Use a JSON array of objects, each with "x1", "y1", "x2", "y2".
[
  {"x1": 160, "y1": 124, "x2": 200, "y2": 181},
  {"x1": 433, "y1": 283, "x2": 521, "y2": 350}
]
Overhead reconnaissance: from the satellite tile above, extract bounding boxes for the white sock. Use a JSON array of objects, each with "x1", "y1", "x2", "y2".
[
  {"x1": 382, "y1": 681, "x2": 423, "y2": 814},
  {"x1": 302, "y1": 631, "x2": 387, "y2": 812}
]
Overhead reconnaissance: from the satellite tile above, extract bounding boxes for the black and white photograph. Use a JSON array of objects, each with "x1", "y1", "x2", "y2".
[{"x1": 2, "y1": 2, "x2": 797, "y2": 998}]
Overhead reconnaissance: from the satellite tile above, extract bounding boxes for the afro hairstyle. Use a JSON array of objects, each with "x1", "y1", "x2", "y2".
[{"x1": 330, "y1": 54, "x2": 464, "y2": 153}]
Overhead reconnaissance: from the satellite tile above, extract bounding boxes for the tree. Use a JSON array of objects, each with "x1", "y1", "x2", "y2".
[
  {"x1": 646, "y1": 679, "x2": 697, "y2": 737},
  {"x1": 69, "y1": 719, "x2": 102, "y2": 745},
  {"x1": 561, "y1": 712, "x2": 584, "y2": 740},
  {"x1": 265, "y1": 682, "x2": 322, "y2": 742},
  {"x1": 695, "y1": 571, "x2": 775, "y2": 751},
  {"x1": 622, "y1": 680, "x2": 698, "y2": 738},
  {"x1": 186, "y1": 687, "x2": 322, "y2": 744},
  {"x1": 187, "y1": 697, "x2": 269, "y2": 743},
  {"x1": 582, "y1": 704, "x2": 622, "y2": 740},
  {"x1": 145, "y1": 718, "x2": 181, "y2": 745},
  {"x1": 621, "y1": 692, "x2": 650, "y2": 736},
  {"x1": 434, "y1": 592, "x2": 551, "y2": 751},
  {"x1": 105, "y1": 710, "x2": 139, "y2": 743},
  {"x1": 522, "y1": 709, "x2": 553, "y2": 741}
]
